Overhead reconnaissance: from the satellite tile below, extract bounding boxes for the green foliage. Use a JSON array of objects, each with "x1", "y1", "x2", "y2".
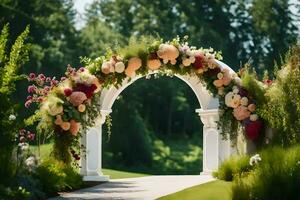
[
  {"x1": 259, "y1": 45, "x2": 300, "y2": 145},
  {"x1": 241, "y1": 69, "x2": 267, "y2": 106},
  {"x1": 34, "y1": 158, "x2": 83, "y2": 196},
  {"x1": 0, "y1": 185, "x2": 30, "y2": 200},
  {"x1": 0, "y1": 24, "x2": 29, "y2": 186},
  {"x1": 232, "y1": 145, "x2": 300, "y2": 200},
  {"x1": 214, "y1": 155, "x2": 251, "y2": 181}
]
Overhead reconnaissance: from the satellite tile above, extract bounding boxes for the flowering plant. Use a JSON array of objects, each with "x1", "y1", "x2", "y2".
[{"x1": 26, "y1": 37, "x2": 264, "y2": 165}]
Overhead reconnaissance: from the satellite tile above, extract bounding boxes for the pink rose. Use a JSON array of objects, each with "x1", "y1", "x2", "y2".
[
  {"x1": 233, "y1": 106, "x2": 251, "y2": 121},
  {"x1": 68, "y1": 91, "x2": 87, "y2": 106}
]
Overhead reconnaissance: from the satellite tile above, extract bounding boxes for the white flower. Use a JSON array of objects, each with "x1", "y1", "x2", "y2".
[
  {"x1": 233, "y1": 87, "x2": 239, "y2": 94},
  {"x1": 115, "y1": 62, "x2": 125, "y2": 73},
  {"x1": 18, "y1": 143, "x2": 29, "y2": 151},
  {"x1": 250, "y1": 114, "x2": 259, "y2": 121},
  {"x1": 25, "y1": 156, "x2": 36, "y2": 168},
  {"x1": 225, "y1": 92, "x2": 234, "y2": 107},
  {"x1": 234, "y1": 77, "x2": 242, "y2": 86},
  {"x1": 218, "y1": 87, "x2": 225, "y2": 96},
  {"x1": 9, "y1": 114, "x2": 16, "y2": 121},
  {"x1": 249, "y1": 154, "x2": 262, "y2": 166},
  {"x1": 217, "y1": 73, "x2": 224, "y2": 80},
  {"x1": 241, "y1": 97, "x2": 249, "y2": 106}
]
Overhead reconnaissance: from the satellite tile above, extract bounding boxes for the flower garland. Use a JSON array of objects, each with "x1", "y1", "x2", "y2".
[{"x1": 26, "y1": 37, "x2": 264, "y2": 164}]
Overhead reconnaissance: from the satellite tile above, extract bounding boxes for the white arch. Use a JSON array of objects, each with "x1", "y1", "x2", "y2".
[{"x1": 80, "y1": 60, "x2": 236, "y2": 181}]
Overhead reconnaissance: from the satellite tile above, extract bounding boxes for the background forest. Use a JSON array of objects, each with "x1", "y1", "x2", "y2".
[{"x1": 0, "y1": 0, "x2": 299, "y2": 175}]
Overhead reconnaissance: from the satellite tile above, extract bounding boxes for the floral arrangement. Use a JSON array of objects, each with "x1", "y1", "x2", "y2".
[{"x1": 26, "y1": 37, "x2": 264, "y2": 164}]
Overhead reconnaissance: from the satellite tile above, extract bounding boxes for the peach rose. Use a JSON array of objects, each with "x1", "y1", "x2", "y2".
[
  {"x1": 70, "y1": 120, "x2": 80, "y2": 136},
  {"x1": 92, "y1": 78, "x2": 101, "y2": 93},
  {"x1": 69, "y1": 91, "x2": 87, "y2": 106},
  {"x1": 54, "y1": 115, "x2": 63, "y2": 125},
  {"x1": 147, "y1": 59, "x2": 161, "y2": 70},
  {"x1": 125, "y1": 67, "x2": 136, "y2": 78},
  {"x1": 60, "y1": 122, "x2": 70, "y2": 131},
  {"x1": 128, "y1": 57, "x2": 142, "y2": 70},
  {"x1": 78, "y1": 104, "x2": 86, "y2": 112},
  {"x1": 233, "y1": 106, "x2": 251, "y2": 121},
  {"x1": 248, "y1": 104, "x2": 256, "y2": 112},
  {"x1": 213, "y1": 79, "x2": 224, "y2": 88},
  {"x1": 157, "y1": 44, "x2": 179, "y2": 64}
]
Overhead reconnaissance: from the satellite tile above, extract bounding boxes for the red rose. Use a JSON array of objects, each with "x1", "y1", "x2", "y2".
[
  {"x1": 64, "y1": 88, "x2": 73, "y2": 97},
  {"x1": 206, "y1": 67, "x2": 221, "y2": 76},
  {"x1": 74, "y1": 83, "x2": 97, "y2": 98},
  {"x1": 193, "y1": 55, "x2": 204, "y2": 69},
  {"x1": 245, "y1": 120, "x2": 263, "y2": 140}
]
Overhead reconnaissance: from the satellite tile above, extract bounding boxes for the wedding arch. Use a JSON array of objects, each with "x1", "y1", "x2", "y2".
[{"x1": 26, "y1": 37, "x2": 263, "y2": 182}]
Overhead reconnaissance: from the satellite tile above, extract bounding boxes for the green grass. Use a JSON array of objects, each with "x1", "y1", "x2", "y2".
[
  {"x1": 102, "y1": 168, "x2": 150, "y2": 179},
  {"x1": 30, "y1": 143, "x2": 52, "y2": 158},
  {"x1": 158, "y1": 180, "x2": 232, "y2": 200}
]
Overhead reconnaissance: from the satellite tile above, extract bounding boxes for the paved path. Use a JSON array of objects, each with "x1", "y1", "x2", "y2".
[{"x1": 50, "y1": 175, "x2": 214, "y2": 200}]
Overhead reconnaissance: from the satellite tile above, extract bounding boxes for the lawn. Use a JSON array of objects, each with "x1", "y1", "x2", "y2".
[
  {"x1": 102, "y1": 168, "x2": 150, "y2": 179},
  {"x1": 158, "y1": 180, "x2": 232, "y2": 200},
  {"x1": 30, "y1": 143, "x2": 52, "y2": 158}
]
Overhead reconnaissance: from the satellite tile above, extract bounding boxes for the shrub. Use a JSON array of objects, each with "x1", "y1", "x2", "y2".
[
  {"x1": 34, "y1": 159, "x2": 83, "y2": 197},
  {"x1": 214, "y1": 155, "x2": 251, "y2": 181},
  {"x1": 259, "y1": 45, "x2": 300, "y2": 145},
  {"x1": 232, "y1": 145, "x2": 300, "y2": 200}
]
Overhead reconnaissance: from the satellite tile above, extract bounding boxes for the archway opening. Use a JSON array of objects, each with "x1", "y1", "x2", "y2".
[{"x1": 102, "y1": 75, "x2": 204, "y2": 175}]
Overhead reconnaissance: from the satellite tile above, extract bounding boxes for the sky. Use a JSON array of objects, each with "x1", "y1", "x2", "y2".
[{"x1": 74, "y1": 0, "x2": 94, "y2": 29}]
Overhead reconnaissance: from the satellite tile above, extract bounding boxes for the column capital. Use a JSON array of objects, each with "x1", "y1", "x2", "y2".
[
  {"x1": 196, "y1": 108, "x2": 219, "y2": 128},
  {"x1": 94, "y1": 109, "x2": 112, "y2": 127}
]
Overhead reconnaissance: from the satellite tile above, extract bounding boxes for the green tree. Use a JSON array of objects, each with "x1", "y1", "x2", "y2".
[
  {"x1": 0, "y1": 24, "x2": 29, "y2": 186},
  {"x1": 0, "y1": 0, "x2": 80, "y2": 75}
]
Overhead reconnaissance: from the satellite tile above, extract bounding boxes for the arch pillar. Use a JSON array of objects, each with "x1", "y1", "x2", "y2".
[
  {"x1": 196, "y1": 108, "x2": 233, "y2": 174},
  {"x1": 80, "y1": 109, "x2": 111, "y2": 182}
]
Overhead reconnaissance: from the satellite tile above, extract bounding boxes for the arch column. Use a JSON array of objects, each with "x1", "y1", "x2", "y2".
[
  {"x1": 80, "y1": 110, "x2": 111, "y2": 182},
  {"x1": 196, "y1": 109, "x2": 233, "y2": 174}
]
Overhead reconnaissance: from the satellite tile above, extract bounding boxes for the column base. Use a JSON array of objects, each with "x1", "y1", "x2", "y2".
[
  {"x1": 200, "y1": 171, "x2": 213, "y2": 176},
  {"x1": 83, "y1": 175, "x2": 110, "y2": 182}
]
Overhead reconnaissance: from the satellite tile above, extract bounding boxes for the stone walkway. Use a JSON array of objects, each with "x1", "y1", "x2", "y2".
[{"x1": 50, "y1": 175, "x2": 214, "y2": 200}]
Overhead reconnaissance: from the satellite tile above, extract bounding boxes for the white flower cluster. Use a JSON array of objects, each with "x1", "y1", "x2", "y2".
[{"x1": 249, "y1": 154, "x2": 262, "y2": 166}]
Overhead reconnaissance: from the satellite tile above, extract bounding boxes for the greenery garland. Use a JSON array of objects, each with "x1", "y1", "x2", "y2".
[{"x1": 25, "y1": 37, "x2": 264, "y2": 164}]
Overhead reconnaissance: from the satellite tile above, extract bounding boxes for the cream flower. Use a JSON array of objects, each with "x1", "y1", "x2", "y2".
[
  {"x1": 115, "y1": 62, "x2": 125, "y2": 73},
  {"x1": 250, "y1": 114, "x2": 259, "y2": 121},
  {"x1": 78, "y1": 104, "x2": 86, "y2": 112},
  {"x1": 241, "y1": 97, "x2": 249, "y2": 106},
  {"x1": 217, "y1": 73, "x2": 224, "y2": 80},
  {"x1": 101, "y1": 61, "x2": 111, "y2": 74},
  {"x1": 225, "y1": 92, "x2": 234, "y2": 107},
  {"x1": 47, "y1": 102, "x2": 63, "y2": 116}
]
